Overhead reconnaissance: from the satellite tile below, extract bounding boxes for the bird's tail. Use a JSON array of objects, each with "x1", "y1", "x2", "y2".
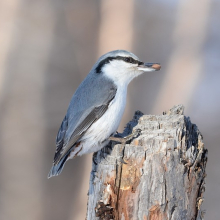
[{"x1": 48, "y1": 154, "x2": 69, "y2": 178}]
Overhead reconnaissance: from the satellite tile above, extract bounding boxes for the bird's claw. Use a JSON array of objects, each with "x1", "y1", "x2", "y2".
[{"x1": 109, "y1": 128, "x2": 142, "y2": 144}]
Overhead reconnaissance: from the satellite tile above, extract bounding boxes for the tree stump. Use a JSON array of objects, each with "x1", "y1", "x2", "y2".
[{"x1": 86, "y1": 105, "x2": 207, "y2": 220}]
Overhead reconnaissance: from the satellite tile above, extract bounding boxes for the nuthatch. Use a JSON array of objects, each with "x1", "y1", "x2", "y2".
[{"x1": 48, "y1": 50, "x2": 161, "y2": 178}]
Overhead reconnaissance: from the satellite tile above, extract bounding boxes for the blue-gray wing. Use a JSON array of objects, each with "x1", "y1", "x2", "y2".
[{"x1": 53, "y1": 74, "x2": 117, "y2": 164}]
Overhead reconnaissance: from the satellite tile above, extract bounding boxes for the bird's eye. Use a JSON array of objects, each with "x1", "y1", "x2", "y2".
[{"x1": 124, "y1": 57, "x2": 132, "y2": 63}]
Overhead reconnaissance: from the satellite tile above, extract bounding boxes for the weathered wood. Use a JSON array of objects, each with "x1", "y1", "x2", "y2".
[{"x1": 86, "y1": 105, "x2": 207, "y2": 220}]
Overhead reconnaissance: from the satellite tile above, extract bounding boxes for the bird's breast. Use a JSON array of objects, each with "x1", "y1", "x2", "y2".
[{"x1": 83, "y1": 86, "x2": 127, "y2": 143}]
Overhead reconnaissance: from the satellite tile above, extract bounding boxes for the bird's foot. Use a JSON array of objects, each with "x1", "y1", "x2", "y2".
[
  {"x1": 92, "y1": 151, "x2": 109, "y2": 165},
  {"x1": 109, "y1": 128, "x2": 141, "y2": 145},
  {"x1": 93, "y1": 143, "x2": 113, "y2": 165},
  {"x1": 92, "y1": 152, "x2": 98, "y2": 165}
]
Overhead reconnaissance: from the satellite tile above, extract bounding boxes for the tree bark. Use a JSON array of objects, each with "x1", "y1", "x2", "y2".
[{"x1": 86, "y1": 105, "x2": 207, "y2": 220}]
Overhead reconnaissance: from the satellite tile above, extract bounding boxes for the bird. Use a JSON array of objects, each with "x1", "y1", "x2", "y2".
[{"x1": 48, "y1": 50, "x2": 161, "y2": 178}]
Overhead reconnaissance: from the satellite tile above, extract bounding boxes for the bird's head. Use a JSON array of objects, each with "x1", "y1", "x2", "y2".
[{"x1": 93, "y1": 50, "x2": 161, "y2": 86}]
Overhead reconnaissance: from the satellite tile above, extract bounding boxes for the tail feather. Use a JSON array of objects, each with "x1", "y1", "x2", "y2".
[{"x1": 48, "y1": 154, "x2": 69, "y2": 178}]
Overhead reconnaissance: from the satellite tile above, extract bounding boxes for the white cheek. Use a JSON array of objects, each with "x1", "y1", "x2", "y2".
[{"x1": 103, "y1": 63, "x2": 136, "y2": 86}]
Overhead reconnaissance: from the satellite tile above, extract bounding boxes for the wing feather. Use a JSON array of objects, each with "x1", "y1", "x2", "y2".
[{"x1": 53, "y1": 81, "x2": 116, "y2": 164}]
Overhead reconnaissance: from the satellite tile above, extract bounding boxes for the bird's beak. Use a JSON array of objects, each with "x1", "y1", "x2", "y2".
[{"x1": 138, "y1": 63, "x2": 161, "y2": 72}]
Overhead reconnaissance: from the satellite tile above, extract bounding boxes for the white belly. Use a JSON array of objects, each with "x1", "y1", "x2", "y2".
[{"x1": 70, "y1": 86, "x2": 127, "y2": 157}]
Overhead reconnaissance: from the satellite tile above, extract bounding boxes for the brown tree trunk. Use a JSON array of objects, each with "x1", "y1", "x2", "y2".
[{"x1": 86, "y1": 105, "x2": 207, "y2": 220}]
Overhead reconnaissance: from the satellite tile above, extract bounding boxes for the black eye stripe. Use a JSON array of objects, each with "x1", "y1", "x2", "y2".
[
  {"x1": 123, "y1": 57, "x2": 142, "y2": 64},
  {"x1": 96, "y1": 56, "x2": 143, "y2": 73}
]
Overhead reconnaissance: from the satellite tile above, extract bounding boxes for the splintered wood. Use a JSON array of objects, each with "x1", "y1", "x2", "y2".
[{"x1": 86, "y1": 105, "x2": 207, "y2": 220}]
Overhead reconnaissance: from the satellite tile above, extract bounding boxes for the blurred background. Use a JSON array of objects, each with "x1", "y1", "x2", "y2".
[{"x1": 0, "y1": 0, "x2": 219, "y2": 219}]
